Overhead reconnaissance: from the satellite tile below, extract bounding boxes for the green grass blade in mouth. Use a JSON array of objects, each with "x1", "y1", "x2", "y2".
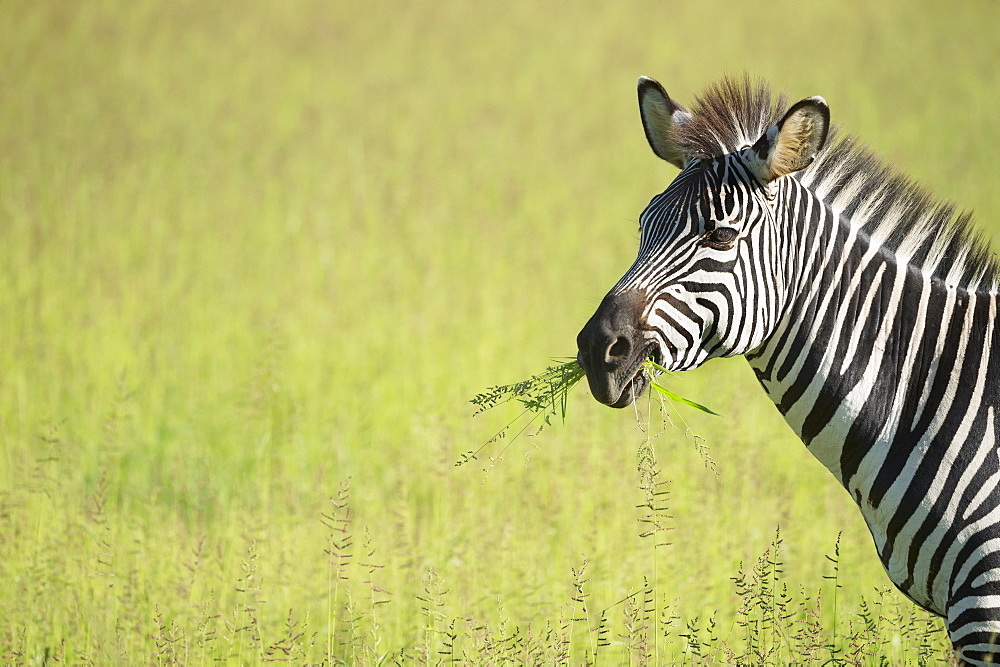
[
  {"x1": 644, "y1": 358, "x2": 720, "y2": 416},
  {"x1": 648, "y1": 381, "x2": 721, "y2": 416},
  {"x1": 645, "y1": 358, "x2": 674, "y2": 376}
]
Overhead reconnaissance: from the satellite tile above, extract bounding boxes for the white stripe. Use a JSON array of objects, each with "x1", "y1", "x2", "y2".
[
  {"x1": 950, "y1": 617, "x2": 1000, "y2": 643},
  {"x1": 911, "y1": 285, "x2": 958, "y2": 429},
  {"x1": 839, "y1": 262, "x2": 887, "y2": 375},
  {"x1": 973, "y1": 567, "x2": 1000, "y2": 590}
]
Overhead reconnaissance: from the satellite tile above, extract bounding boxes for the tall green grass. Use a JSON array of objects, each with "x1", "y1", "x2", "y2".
[{"x1": 2, "y1": 1, "x2": 997, "y2": 662}]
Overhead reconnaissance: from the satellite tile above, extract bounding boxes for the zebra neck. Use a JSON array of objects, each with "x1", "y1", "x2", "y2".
[{"x1": 745, "y1": 200, "x2": 1000, "y2": 491}]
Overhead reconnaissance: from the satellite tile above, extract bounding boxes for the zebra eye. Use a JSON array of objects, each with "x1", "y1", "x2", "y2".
[{"x1": 703, "y1": 226, "x2": 739, "y2": 249}]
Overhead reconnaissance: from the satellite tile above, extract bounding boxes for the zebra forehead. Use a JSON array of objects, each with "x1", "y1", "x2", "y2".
[{"x1": 673, "y1": 74, "x2": 788, "y2": 160}]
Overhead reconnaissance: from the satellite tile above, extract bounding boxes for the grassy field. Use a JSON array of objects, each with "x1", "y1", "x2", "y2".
[{"x1": 2, "y1": 1, "x2": 999, "y2": 663}]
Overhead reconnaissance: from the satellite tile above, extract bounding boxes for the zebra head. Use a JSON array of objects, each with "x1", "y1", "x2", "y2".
[{"x1": 577, "y1": 76, "x2": 830, "y2": 408}]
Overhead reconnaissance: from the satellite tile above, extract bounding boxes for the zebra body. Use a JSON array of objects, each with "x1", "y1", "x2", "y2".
[
  {"x1": 576, "y1": 75, "x2": 1000, "y2": 662},
  {"x1": 748, "y1": 175, "x2": 1000, "y2": 620}
]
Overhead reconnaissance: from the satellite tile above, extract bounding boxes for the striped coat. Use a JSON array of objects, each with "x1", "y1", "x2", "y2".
[{"x1": 576, "y1": 75, "x2": 1000, "y2": 664}]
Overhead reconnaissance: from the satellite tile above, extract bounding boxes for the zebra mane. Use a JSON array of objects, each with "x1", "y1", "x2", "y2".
[
  {"x1": 673, "y1": 75, "x2": 787, "y2": 160},
  {"x1": 672, "y1": 75, "x2": 1000, "y2": 292}
]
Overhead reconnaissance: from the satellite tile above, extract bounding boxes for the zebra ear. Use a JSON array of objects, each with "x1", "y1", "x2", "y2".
[
  {"x1": 748, "y1": 96, "x2": 830, "y2": 183},
  {"x1": 638, "y1": 76, "x2": 691, "y2": 169}
]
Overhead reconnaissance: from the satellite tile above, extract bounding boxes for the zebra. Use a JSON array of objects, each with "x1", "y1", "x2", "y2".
[{"x1": 575, "y1": 74, "x2": 1000, "y2": 664}]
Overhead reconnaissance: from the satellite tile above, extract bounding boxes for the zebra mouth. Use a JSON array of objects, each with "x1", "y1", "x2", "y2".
[
  {"x1": 575, "y1": 289, "x2": 661, "y2": 410},
  {"x1": 607, "y1": 346, "x2": 658, "y2": 409}
]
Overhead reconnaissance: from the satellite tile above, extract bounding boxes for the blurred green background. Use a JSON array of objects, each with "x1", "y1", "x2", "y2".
[{"x1": 2, "y1": 1, "x2": 997, "y2": 662}]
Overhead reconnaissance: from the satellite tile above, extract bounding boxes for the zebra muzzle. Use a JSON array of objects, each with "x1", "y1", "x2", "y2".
[{"x1": 576, "y1": 289, "x2": 654, "y2": 408}]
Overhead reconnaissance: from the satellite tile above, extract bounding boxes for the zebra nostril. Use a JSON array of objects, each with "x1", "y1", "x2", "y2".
[{"x1": 606, "y1": 336, "x2": 631, "y2": 363}]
